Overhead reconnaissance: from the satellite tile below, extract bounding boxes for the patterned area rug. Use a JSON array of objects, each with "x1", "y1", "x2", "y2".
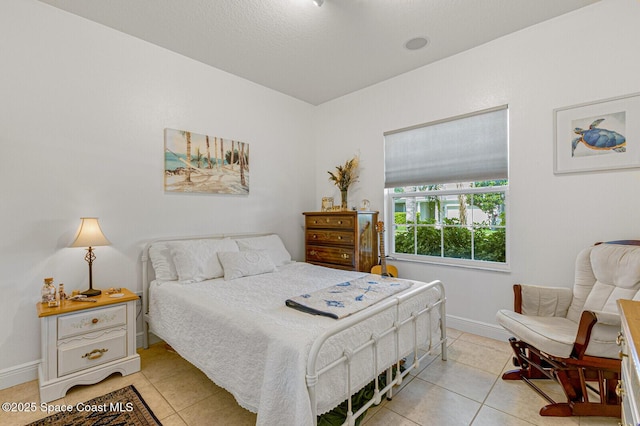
[{"x1": 27, "y1": 385, "x2": 162, "y2": 426}]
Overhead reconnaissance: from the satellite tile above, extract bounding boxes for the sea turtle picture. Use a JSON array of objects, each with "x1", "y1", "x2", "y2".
[{"x1": 572, "y1": 117, "x2": 626, "y2": 157}]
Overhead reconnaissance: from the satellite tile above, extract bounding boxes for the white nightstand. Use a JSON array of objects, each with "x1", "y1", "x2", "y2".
[{"x1": 37, "y1": 288, "x2": 141, "y2": 403}]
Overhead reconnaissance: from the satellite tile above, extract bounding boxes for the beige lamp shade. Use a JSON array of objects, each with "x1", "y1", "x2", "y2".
[{"x1": 70, "y1": 217, "x2": 111, "y2": 247}]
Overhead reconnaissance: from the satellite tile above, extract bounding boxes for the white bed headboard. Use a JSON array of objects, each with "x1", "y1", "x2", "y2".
[{"x1": 140, "y1": 232, "x2": 275, "y2": 347}]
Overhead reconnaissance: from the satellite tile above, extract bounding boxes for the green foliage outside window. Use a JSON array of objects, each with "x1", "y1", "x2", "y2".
[{"x1": 394, "y1": 216, "x2": 506, "y2": 263}]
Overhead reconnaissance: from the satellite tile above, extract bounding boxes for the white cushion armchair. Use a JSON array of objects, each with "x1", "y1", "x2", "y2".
[{"x1": 496, "y1": 241, "x2": 640, "y2": 418}]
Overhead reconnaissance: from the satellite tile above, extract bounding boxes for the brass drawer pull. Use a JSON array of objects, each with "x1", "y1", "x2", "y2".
[
  {"x1": 337, "y1": 220, "x2": 343, "y2": 224},
  {"x1": 309, "y1": 250, "x2": 318, "y2": 256},
  {"x1": 616, "y1": 331, "x2": 624, "y2": 346},
  {"x1": 82, "y1": 348, "x2": 108, "y2": 360},
  {"x1": 312, "y1": 234, "x2": 318, "y2": 239},
  {"x1": 341, "y1": 253, "x2": 350, "y2": 259},
  {"x1": 337, "y1": 236, "x2": 342, "y2": 240},
  {"x1": 615, "y1": 381, "x2": 624, "y2": 398}
]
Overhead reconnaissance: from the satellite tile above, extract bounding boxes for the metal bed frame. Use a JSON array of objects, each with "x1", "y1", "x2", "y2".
[{"x1": 140, "y1": 233, "x2": 447, "y2": 426}]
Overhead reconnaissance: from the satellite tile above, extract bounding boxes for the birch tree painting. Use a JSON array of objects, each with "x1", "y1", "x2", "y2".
[{"x1": 164, "y1": 128, "x2": 250, "y2": 194}]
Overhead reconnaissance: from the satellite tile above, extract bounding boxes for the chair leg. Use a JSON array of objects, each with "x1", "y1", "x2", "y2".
[
  {"x1": 538, "y1": 357, "x2": 621, "y2": 417},
  {"x1": 502, "y1": 338, "x2": 549, "y2": 380},
  {"x1": 501, "y1": 339, "x2": 621, "y2": 418}
]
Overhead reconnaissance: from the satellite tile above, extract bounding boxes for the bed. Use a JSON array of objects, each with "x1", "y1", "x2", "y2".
[{"x1": 141, "y1": 233, "x2": 447, "y2": 426}]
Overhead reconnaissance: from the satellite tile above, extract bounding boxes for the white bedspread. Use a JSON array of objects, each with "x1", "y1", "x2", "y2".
[{"x1": 149, "y1": 262, "x2": 441, "y2": 426}]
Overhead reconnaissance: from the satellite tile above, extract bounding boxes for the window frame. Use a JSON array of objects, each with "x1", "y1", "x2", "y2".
[{"x1": 384, "y1": 183, "x2": 510, "y2": 272}]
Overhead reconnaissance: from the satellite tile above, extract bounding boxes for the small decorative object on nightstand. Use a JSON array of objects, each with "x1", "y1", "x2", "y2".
[{"x1": 37, "y1": 288, "x2": 140, "y2": 403}]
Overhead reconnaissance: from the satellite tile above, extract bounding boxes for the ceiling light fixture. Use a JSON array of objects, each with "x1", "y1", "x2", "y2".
[
  {"x1": 313, "y1": 0, "x2": 324, "y2": 7},
  {"x1": 405, "y1": 37, "x2": 429, "y2": 51}
]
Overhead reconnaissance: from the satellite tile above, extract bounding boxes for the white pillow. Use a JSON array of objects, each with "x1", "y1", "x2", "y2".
[
  {"x1": 148, "y1": 242, "x2": 178, "y2": 281},
  {"x1": 235, "y1": 235, "x2": 292, "y2": 266},
  {"x1": 217, "y1": 250, "x2": 277, "y2": 281},
  {"x1": 170, "y1": 238, "x2": 238, "y2": 283}
]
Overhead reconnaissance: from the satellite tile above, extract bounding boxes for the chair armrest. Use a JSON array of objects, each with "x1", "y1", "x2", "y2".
[
  {"x1": 571, "y1": 310, "x2": 621, "y2": 359},
  {"x1": 572, "y1": 310, "x2": 598, "y2": 359},
  {"x1": 514, "y1": 284, "x2": 573, "y2": 316},
  {"x1": 590, "y1": 310, "x2": 621, "y2": 327}
]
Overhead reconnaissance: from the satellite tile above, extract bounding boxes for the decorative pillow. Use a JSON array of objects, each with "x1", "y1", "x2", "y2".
[
  {"x1": 148, "y1": 242, "x2": 178, "y2": 281},
  {"x1": 217, "y1": 250, "x2": 277, "y2": 281},
  {"x1": 170, "y1": 238, "x2": 238, "y2": 283},
  {"x1": 235, "y1": 234, "x2": 292, "y2": 266}
]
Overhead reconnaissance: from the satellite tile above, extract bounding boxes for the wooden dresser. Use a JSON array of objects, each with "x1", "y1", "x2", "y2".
[
  {"x1": 303, "y1": 211, "x2": 378, "y2": 272},
  {"x1": 617, "y1": 299, "x2": 640, "y2": 426}
]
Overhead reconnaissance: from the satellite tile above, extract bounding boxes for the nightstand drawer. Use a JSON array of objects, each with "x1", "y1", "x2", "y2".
[
  {"x1": 58, "y1": 305, "x2": 127, "y2": 339},
  {"x1": 307, "y1": 245, "x2": 355, "y2": 267},
  {"x1": 306, "y1": 230, "x2": 354, "y2": 246},
  {"x1": 306, "y1": 215, "x2": 355, "y2": 229},
  {"x1": 58, "y1": 328, "x2": 127, "y2": 376}
]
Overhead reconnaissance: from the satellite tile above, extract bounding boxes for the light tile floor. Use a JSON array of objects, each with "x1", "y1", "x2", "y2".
[{"x1": 0, "y1": 329, "x2": 621, "y2": 425}]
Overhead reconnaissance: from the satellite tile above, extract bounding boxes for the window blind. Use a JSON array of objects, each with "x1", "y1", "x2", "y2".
[{"x1": 384, "y1": 106, "x2": 508, "y2": 188}]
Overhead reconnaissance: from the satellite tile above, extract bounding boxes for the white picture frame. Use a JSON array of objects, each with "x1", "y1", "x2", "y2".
[{"x1": 554, "y1": 92, "x2": 640, "y2": 174}]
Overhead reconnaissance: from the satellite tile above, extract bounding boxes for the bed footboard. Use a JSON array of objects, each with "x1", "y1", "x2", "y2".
[{"x1": 306, "y1": 280, "x2": 446, "y2": 426}]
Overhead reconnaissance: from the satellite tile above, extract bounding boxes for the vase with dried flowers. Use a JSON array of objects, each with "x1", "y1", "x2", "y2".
[{"x1": 328, "y1": 156, "x2": 359, "y2": 210}]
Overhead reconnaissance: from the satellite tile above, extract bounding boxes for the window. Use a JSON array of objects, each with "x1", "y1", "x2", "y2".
[{"x1": 384, "y1": 106, "x2": 509, "y2": 269}]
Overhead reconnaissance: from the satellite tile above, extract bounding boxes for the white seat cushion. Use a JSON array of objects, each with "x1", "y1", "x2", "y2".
[
  {"x1": 496, "y1": 309, "x2": 621, "y2": 359},
  {"x1": 496, "y1": 309, "x2": 577, "y2": 358}
]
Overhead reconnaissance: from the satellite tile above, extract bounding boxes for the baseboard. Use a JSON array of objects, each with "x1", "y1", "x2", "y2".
[
  {"x1": 445, "y1": 314, "x2": 511, "y2": 342},
  {"x1": 0, "y1": 360, "x2": 39, "y2": 391}
]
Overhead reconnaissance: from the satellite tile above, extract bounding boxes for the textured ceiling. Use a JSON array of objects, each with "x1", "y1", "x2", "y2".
[{"x1": 39, "y1": 0, "x2": 599, "y2": 105}]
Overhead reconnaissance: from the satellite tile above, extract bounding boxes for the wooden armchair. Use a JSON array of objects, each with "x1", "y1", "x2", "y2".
[{"x1": 496, "y1": 241, "x2": 640, "y2": 417}]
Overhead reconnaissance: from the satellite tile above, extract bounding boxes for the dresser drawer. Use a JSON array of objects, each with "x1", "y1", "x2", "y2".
[
  {"x1": 306, "y1": 230, "x2": 354, "y2": 246},
  {"x1": 58, "y1": 305, "x2": 127, "y2": 339},
  {"x1": 306, "y1": 215, "x2": 355, "y2": 229},
  {"x1": 622, "y1": 355, "x2": 640, "y2": 424},
  {"x1": 58, "y1": 328, "x2": 127, "y2": 376},
  {"x1": 307, "y1": 245, "x2": 355, "y2": 267}
]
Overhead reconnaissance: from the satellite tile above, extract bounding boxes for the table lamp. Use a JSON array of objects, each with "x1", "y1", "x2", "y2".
[{"x1": 70, "y1": 217, "x2": 111, "y2": 296}]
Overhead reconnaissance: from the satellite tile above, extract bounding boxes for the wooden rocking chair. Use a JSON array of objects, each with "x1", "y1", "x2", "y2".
[{"x1": 496, "y1": 241, "x2": 640, "y2": 417}]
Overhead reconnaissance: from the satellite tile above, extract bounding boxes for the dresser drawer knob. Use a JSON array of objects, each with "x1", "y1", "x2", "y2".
[
  {"x1": 312, "y1": 234, "x2": 317, "y2": 239},
  {"x1": 82, "y1": 348, "x2": 108, "y2": 360},
  {"x1": 337, "y1": 236, "x2": 342, "y2": 240},
  {"x1": 616, "y1": 331, "x2": 624, "y2": 346},
  {"x1": 309, "y1": 250, "x2": 317, "y2": 256},
  {"x1": 615, "y1": 380, "x2": 624, "y2": 398},
  {"x1": 337, "y1": 220, "x2": 342, "y2": 224},
  {"x1": 341, "y1": 253, "x2": 350, "y2": 259},
  {"x1": 91, "y1": 318, "x2": 99, "y2": 324}
]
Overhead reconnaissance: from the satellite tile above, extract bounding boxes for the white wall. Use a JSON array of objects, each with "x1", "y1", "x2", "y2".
[
  {"x1": 0, "y1": 0, "x2": 315, "y2": 384},
  {"x1": 313, "y1": 0, "x2": 640, "y2": 337}
]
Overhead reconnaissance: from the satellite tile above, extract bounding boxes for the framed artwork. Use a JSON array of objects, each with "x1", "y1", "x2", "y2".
[
  {"x1": 554, "y1": 92, "x2": 640, "y2": 174},
  {"x1": 321, "y1": 197, "x2": 334, "y2": 212},
  {"x1": 164, "y1": 128, "x2": 249, "y2": 194}
]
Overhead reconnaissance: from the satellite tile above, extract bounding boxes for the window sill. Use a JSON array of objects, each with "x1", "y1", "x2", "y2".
[{"x1": 389, "y1": 254, "x2": 511, "y2": 273}]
